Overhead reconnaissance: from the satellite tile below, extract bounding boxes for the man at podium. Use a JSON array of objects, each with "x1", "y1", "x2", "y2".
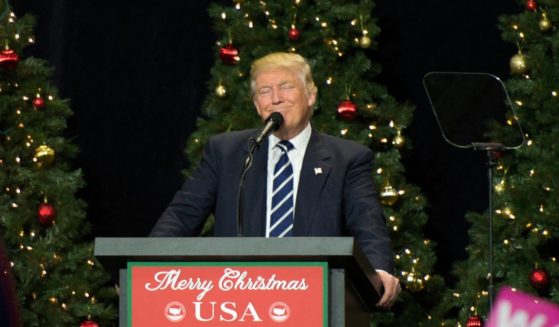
[{"x1": 150, "y1": 52, "x2": 401, "y2": 309}]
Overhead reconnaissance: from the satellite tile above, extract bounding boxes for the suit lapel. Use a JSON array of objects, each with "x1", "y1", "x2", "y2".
[
  {"x1": 294, "y1": 130, "x2": 331, "y2": 235},
  {"x1": 242, "y1": 139, "x2": 268, "y2": 236}
]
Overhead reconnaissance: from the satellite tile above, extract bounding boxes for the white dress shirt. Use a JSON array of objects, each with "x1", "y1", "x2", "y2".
[{"x1": 265, "y1": 123, "x2": 312, "y2": 237}]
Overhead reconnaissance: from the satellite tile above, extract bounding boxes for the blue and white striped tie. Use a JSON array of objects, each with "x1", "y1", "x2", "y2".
[{"x1": 270, "y1": 140, "x2": 294, "y2": 237}]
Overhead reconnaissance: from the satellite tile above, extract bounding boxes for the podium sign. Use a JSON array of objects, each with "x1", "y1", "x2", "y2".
[{"x1": 128, "y1": 262, "x2": 327, "y2": 326}]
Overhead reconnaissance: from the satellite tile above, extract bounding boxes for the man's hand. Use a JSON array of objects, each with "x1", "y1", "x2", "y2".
[{"x1": 376, "y1": 270, "x2": 401, "y2": 309}]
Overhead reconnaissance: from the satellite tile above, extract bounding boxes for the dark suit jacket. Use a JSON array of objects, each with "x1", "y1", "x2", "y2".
[{"x1": 150, "y1": 128, "x2": 394, "y2": 272}]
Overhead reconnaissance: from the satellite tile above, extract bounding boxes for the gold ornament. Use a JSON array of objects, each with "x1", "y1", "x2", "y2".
[
  {"x1": 539, "y1": 14, "x2": 552, "y2": 32},
  {"x1": 494, "y1": 180, "x2": 506, "y2": 193},
  {"x1": 405, "y1": 277, "x2": 425, "y2": 292},
  {"x1": 215, "y1": 84, "x2": 227, "y2": 98},
  {"x1": 401, "y1": 268, "x2": 426, "y2": 292},
  {"x1": 34, "y1": 145, "x2": 55, "y2": 167},
  {"x1": 359, "y1": 35, "x2": 372, "y2": 49},
  {"x1": 380, "y1": 182, "x2": 399, "y2": 206},
  {"x1": 392, "y1": 130, "x2": 405, "y2": 147},
  {"x1": 510, "y1": 52, "x2": 528, "y2": 75}
]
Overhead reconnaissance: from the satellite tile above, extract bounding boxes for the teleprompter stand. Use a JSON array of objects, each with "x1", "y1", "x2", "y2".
[{"x1": 423, "y1": 72, "x2": 525, "y2": 310}]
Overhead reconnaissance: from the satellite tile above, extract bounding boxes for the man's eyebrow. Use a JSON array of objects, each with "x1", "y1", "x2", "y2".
[
  {"x1": 257, "y1": 79, "x2": 296, "y2": 89},
  {"x1": 279, "y1": 80, "x2": 293, "y2": 85}
]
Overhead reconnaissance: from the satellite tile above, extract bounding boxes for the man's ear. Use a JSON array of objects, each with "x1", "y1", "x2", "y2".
[{"x1": 307, "y1": 90, "x2": 317, "y2": 108}]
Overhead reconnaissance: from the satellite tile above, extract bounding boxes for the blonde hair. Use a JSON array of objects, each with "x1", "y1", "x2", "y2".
[{"x1": 250, "y1": 52, "x2": 317, "y2": 96}]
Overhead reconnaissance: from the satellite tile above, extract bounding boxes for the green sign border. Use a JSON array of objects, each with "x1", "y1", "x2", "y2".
[{"x1": 127, "y1": 261, "x2": 328, "y2": 327}]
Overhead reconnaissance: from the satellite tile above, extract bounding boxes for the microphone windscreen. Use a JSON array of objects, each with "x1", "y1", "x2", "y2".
[{"x1": 266, "y1": 112, "x2": 284, "y2": 131}]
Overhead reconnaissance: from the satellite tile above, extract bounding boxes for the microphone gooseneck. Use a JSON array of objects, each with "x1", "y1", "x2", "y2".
[{"x1": 236, "y1": 112, "x2": 284, "y2": 237}]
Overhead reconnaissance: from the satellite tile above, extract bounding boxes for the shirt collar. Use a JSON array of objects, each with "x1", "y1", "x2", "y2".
[{"x1": 268, "y1": 122, "x2": 312, "y2": 152}]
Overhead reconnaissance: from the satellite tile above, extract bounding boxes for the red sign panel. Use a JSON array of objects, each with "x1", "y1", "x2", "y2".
[{"x1": 128, "y1": 262, "x2": 327, "y2": 326}]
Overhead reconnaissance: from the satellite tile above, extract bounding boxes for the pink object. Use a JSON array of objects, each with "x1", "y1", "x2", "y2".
[{"x1": 486, "y1": 287, "x2": 559, "y2": 327}]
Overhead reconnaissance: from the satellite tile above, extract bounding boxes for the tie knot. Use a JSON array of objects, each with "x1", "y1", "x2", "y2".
[{"x1": 277, "y1": 140, "x2": 294, "y2": 152}]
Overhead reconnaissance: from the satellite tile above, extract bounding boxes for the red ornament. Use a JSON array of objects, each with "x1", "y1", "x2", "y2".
[
  {"x1": 80, "y1": 320, "x2": 99, "y2": 327},
  {"x1": 288, "y1": 27, "x2": 300, "y2": 41},
  {"x1": 466, "y1": 315, "x2": 483, "y2": 327},
  {"x1": 529, "y1": 267, "x2": 549, "y2": 290},
  {"x1": 32, "y1": 97, "x2": 46, "y2": 110},
  {"x1": 38, "y1": 202, "x2": 56, "y2": 225},
  {"x1": 491, "y1": 150, "x2": 503, "y2": 160},
  {"x1": 526, "y1": 0, "x2": 538, "y2": 11},
  {"x1": 219, "y1": 44, "x2": 240, "y2": 65},
  {"x1": 337, "y1": 100, "x2": 358, "y2": 121},
  {"x1": 0, "y1": 49, "x2": 20, "y2": 70}
]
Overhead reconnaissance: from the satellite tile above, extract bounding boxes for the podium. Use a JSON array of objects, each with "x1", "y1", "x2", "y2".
[{"x1": 94, "y1": 237, "x2": 382, "y2": 326}]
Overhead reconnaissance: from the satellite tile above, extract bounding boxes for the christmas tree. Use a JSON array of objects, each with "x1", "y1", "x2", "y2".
[
  {"x1": 185, "y1": 0, "x2": 444, "y2": 325},
  {"x1": 440, "y1": 0, "x2": 559, "y2": 324},
  {"x1": 0, "y1": 5, "x2": 117, "y2": 326}
]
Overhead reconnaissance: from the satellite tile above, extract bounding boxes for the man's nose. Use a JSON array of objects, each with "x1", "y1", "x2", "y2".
[{"x1": 271, "y1": 88, "x2": 282, "y2": 104}]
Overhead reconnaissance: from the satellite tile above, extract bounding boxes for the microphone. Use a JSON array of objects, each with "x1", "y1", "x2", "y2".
[
  {"x1": 252, "y1": 112, "x2": 284, "y2": 146},
  {"x1": 237, "y1": 112, "x2": 283, "y2": 236}
]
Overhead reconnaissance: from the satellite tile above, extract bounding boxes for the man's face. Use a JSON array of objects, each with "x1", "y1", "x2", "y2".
[{"x1": 252, "y1": 68, "x2": 316, "y2": 139}]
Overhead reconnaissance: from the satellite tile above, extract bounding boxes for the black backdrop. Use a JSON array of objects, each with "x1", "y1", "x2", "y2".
[{"x1": 12, "y1": 0, "x2": 519, "y2": 280}]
